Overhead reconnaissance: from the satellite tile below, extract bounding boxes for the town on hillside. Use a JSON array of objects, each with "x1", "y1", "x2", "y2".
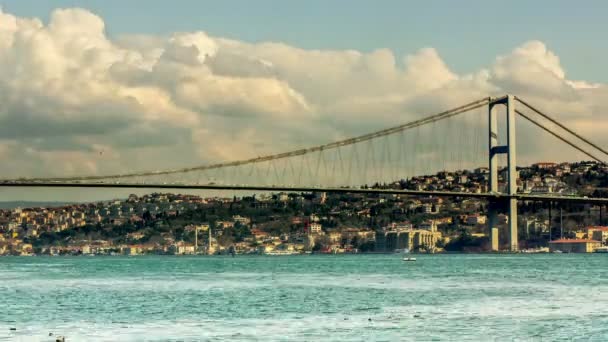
[{"x1": 1, "y1": 161, "x2": 608, "y2": 256}]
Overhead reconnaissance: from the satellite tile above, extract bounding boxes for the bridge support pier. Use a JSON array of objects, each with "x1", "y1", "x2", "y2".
[
  {"x1": 508, "y1": 198, "x2": 518, "y2": 251},
  {"x1": 488, "y1": 95, "x2": 518, "y2": 252},
  {"x1": 487, "y1": 201, "x2": 499, "y2": 251}
]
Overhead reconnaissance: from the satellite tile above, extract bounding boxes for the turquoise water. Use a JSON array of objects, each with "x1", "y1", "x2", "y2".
[{"x1": 1, "y1": 254, "x2": 608, "y2": 341}]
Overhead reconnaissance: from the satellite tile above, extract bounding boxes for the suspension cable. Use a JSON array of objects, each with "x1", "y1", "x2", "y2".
[
  {"x1": 515, "y1": 109, "x2": 606, "y2": 165},
  {"x1": 516, "y1": 96, "x2": 608, "y2": 157},
  {"x1": 10, "y1": 97, "x2": 491, "y2": 182}
]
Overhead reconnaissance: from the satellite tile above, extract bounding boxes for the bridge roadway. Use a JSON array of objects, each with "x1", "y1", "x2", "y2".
[{"x1": 2, "y1": 182, "x2": 607, "y2": 204}]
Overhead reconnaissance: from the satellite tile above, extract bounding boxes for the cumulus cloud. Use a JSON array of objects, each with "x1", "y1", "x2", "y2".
[{"x1": 0, "y1": 7, "x2": 605, "y2": 180}]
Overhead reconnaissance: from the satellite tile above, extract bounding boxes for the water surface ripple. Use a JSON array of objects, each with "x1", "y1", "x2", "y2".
[{"x1": 1, "y1": 254, "x2": 607, "y2": 341}]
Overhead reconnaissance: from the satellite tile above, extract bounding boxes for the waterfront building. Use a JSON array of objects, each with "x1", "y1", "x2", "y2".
[
  {"x1": 586, "y1": 226, "x2": 608, "y2": 244},
  {"x1": 548, "y1": 239, "x2": 601, "y2": 253},
  {"x1": 176, "y1": 244, "x2": 195, "y2": 255},
  {"x1": 375, "y1": 226, "x2": 442, "y2": 252},
  {"x1": 122, "y1": 245, "x2": 142, "y2": 255}
]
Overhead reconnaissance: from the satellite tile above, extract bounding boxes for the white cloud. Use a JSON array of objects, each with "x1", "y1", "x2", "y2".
[
  {"x1": 404, "y1": 47, "x2": 458, "y2": 90},
  {"x1": 0, "y1": 7, "x2": 605, "y2": 180}
]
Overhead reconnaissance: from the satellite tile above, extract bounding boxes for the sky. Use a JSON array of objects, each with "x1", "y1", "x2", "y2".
[
  {"x1": 0, "y1": 1, "x2": 607, "y2": 201},
  {"x1": 3, "y1": 0, "x2": 608, "y2": 82}
]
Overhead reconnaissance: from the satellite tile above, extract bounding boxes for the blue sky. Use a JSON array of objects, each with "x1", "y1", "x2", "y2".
[{"x1": 2, "y1": 0, "x2": 607, "y2": 82}]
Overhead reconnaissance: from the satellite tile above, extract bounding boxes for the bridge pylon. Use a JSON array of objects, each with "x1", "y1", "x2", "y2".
[{"x1": 488, "y1": 95, "x2": 518, "y2": 252}]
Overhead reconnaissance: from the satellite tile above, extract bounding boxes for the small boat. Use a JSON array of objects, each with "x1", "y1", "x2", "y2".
[
  {"x1": 402, "y1": 248, "x2": 416, "y2": 261},
  {"x1": 265, "y1": 250, "x2": 299, "y2": 256},
  {"x1": 594, "y1": 246, "x2": 608, "y2": 253}
]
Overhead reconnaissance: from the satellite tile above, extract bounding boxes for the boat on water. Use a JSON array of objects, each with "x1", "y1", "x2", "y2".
[
  {"x1": 401, "y1": 248, "x2": 416, "y2": 262},
  {"x1": 594, "y1": 246, "x2": 608, "y2": 253},
  {"x1": 265, "y1": 250, "x2": 299, "y2": 256},
  {"x1": 520, "y1": 247, "x2": 550, "y2": 254}
]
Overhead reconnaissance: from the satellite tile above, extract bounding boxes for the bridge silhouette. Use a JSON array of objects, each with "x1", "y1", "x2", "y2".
[{"x1": 2, "y1": 94, "x2": 607, "y2": 251}]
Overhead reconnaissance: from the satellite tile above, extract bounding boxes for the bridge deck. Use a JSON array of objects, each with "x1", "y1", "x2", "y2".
[{"x1": 1, "y1": 182, "x2": 606, "y2": 204}]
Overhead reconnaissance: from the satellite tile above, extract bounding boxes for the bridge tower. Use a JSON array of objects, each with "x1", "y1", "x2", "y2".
[{"x1": 488, "y1": 95, "x2": 518, "y2": 251}]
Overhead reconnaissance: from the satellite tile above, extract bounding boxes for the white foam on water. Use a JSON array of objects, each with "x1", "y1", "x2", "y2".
[
  {"x1": 0, "y1": 313, "x2": 424, "y2": 341},
  {"x1": 4, "y1": 280, "x2": 608, "y2": 341},
  {"x1": 0, "y1": 271, "x2": 278, "y2": 292},
  {"x1": 1, "y1": 278, "x2": 267, "y2": 293},
  {"x1": 3, "y1": 270, "x2": 606, "y2": 297},
  {"x1": 4, "y1": 301, "x2": 607, "y2": 342}
]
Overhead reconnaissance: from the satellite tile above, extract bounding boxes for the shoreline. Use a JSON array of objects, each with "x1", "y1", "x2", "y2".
[{"x1": 1, "y1": 251, "x2": 598, "y2": 257}]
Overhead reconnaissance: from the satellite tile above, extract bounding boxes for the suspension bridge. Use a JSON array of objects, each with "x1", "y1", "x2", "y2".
[{"x1": 2, "y1": 94, "x2": 607, "y2": 251}]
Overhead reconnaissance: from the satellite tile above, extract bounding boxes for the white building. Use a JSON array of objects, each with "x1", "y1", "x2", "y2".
[
  {"x1": 385, "y1": 222, "x2": 413, "y2": 231},
  {"x1": 309, "y1": 223, "x2": 322, "y2": 234},
  {"x1": 466, "y1": 215, "x2": 487, "y2": 225},
  {"x1": 232, "y1": 215, "x2": 251, "y2": 225},
  {"x1": 278, "y1": 193, "x2": 289, "y2": 202},
  {"x1": 418, "y1": 221, "x2": 437, "y2": 232}
]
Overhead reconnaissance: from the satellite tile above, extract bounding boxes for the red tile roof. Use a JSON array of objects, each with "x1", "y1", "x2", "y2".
[
  {"x1": 251, "y1": 229, "x2": 268, "y2": 236},
  {"x1": 587, "y1": 226, "x2": 608, "y2": 232}
]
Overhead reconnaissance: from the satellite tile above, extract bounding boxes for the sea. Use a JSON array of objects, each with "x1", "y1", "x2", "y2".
[{"x1": 1, "y1": 254, "x2": 607, "y2": 341}]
